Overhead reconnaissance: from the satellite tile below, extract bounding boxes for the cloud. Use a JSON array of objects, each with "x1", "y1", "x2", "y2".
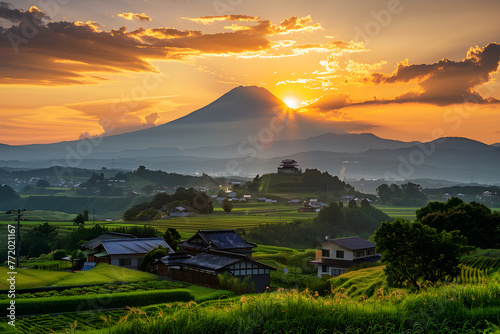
[
  {"x1": 68, "y1": 98, "x2": 165, "y2": 138},
  {"x1": 143, "y1": 112, "x2": 160, "y2": 127},
  {"x1": 185, "y1": 14, "x2": 321, "y2": 35},
  {"x1": 182, "y1": 15, "x2": 260, "y2": 24},
  {"x1": 305, "y1": 93, "x2": 352, "y2": 111},
  {"x1": 0, "y1": 4, "x2": 322, "y2": 85},
  {"x1": 0, "y1": 3, "x2": 49, "y2": 26},
  {"x1": 118, "y1": 12, "x2": 151, "y2": 22},
  {"x1": 292, "y1": 40, "x2": 365, "y2": 56},
  {"x1": 369, "y1": 43, "x2": 500, "y2": 105}
]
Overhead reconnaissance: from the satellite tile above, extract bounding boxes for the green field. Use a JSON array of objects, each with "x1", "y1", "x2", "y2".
[
  {"x1": 372, "y1": 204, "x2": 420, "y2": 221},
  {"x1": 0, "y1": 263, "x2": 157, "y2": 289}
]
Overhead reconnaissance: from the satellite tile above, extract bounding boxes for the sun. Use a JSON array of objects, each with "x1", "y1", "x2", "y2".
[{"x1": 283, "y1": 96, "x2": 300, "y2": 109}]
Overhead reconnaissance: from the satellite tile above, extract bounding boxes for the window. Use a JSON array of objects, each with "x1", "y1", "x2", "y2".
[
  {"x1": 322, "y1": 249, "x2": 330, "y2": 257},
  {"x1": 119, "y1": 258, "x2": 132, "y2": 266},
  {"x1": 355, "y1": 250, "x2": 365, "y2": 258},
  {"x1": 336, "y1": 250, "x2": 344, "y2": 259},
  {"x1": 366, "y1": 249, "x2": 375, "y2": 256},
  {"x1": 330, "y1": 268, "x2": 346, "y2": 276},
  {"x1": 322, "y1": 265, "x2": 328, "y2": 273}
]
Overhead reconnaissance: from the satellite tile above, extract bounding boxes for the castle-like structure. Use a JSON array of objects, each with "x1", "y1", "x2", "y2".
[{"x1": 277, "y1": 159, "x2": 301, "y2": 174}]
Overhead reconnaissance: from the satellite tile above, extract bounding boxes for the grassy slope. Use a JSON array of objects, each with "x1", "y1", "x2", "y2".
[{"x1": 0, "y1": 263, "x2": 157, "y2": 289}]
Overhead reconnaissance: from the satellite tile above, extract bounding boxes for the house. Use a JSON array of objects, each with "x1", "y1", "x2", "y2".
[
  {"x1": 83, "y1": 237, "x2": 173, "y2": 270},
  {"x1": 309, "y1": 236, "x2": 381, "y2": 277},
  {"x1": 341, "y1": 195, "x2": 355, "y2": 203},
  {"x1": 170, "y1": 206, "x2": 190, "y2": 217},
  {"x1": 178, "y1": 229, "x2": 257, "y2": 258},
  {"x1": 155, "y1": 249, "x2": 275, "y2": 293},
  {"x1": 277, "y1": 159, "x2": 301, "y2": 174},
  {"x1": 79, "y1": 232, "x2": 137, "y2": 250}
]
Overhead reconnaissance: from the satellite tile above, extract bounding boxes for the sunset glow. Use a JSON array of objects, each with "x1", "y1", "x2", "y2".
[{"x1": 1, "y1": 0, "x2": 500, "y2": 145}]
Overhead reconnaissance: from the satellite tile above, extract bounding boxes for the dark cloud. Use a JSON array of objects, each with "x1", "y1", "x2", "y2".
[
  {"x1": 0, "y1": 4, "x2": 319, "y2": 85},
  {"x1": 369, "y1": 43, "x2": 500, "y2": 105},
  {"x1": 0, "y1": 3, "x2": 49, "y2": 26}
]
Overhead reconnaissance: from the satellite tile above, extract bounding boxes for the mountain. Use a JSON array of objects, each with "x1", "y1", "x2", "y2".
[{"x1": 1, "y1": 86, "x2": 499, "y2": 184}]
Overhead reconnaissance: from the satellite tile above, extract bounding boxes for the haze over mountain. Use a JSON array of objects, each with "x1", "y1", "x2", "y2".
[{"x1": 0, "y1": 86, "x2": 498, "y2": 184}]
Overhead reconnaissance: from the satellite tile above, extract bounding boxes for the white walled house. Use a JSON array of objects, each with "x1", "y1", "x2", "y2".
[
  {"x1": 309, "y1": 236, "x2": 381, "y2": 277},
  {"x1": 84, "y1": 237, "x2": 173, "y2": 270}
]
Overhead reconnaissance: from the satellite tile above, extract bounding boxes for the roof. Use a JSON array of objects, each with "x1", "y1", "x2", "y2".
[
  {"x1": 322, "y1": 237, "x2": 375, "y2": 251},
  {"x1": 160, "y1": 250, "x2": 275, "y2": 273},
  {"x1": 80, "y1": 232, "x2": 137, "y2": 250},
  {"x1": 99, "y1": 238, "x2": 173, "y2": 255},
  {"x1": 179, "y1": 229, "x2": 257, "y2": 251}
]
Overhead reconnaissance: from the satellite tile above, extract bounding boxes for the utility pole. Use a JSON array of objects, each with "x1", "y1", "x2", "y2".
[
  {"x1": 15, "y1": 209, "x2": 23, "y2": 268},
  {"x1": 93, "y1": 208, "x2": 95, "y2": 225},
  {"x1": 5, "y1": 209, "x2": 25, "y2": 268}
]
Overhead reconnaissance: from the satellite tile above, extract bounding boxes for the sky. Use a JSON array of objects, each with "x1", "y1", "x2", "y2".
[{"x1": 1, "y1": 0, "x2": 500, "y2": 145}]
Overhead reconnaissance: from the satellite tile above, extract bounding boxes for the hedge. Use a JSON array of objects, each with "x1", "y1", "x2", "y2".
[{"x1": 1, "y1": 289, "x2": 193, "y2": 316}]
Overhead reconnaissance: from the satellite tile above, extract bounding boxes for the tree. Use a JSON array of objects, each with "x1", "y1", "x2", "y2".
[
  {"x1": 416, "y1": 198, "x2": 500, "y2": 248},
  {"x1": 0, "y1": 184, "x2": 20, "y2": 203},
  {"x1": 36, "y1": 179, "x2": 51, "y2": 187},
  {"x1": 374, "y1": 219, "x2": 470, "y2": 289},
  {"x1": 73, "y1": 214, "x2": 85, "y2": 225},
  {"x1": 83, "y1": 210, "x2": 89, "y2": 221},
  {"x1": 376, "y1": 184, "x2": 391, "y2": 204},
  {"x1": 136, "y1": 208, "x2": 161, "y2": 221},
  {"x1": 141, "y1": 184, "x2": 155, "y2": 196},
  {"x1": 222, "y1": 199, "x2": 233, "y2": 213},
  {"x1": 163, "y1": 228, "x2": 182, "y2": 251},
  {"x1": 70, "y1": 250, "x2": 86, "y2": 269},
  {"x1": 348, "y1": 199, "x2": 357, "y2": 208},
  {"x1": 139, "y1": 246, "x2": 169, "y2": 272},
  {"x1": 21, "y1": 222, "x2": 58, "y2": 257}
]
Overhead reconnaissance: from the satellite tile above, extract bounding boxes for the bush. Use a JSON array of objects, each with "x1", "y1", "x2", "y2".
[{"x1": 52, "y1": 249, "x2": 67, "y2": 260}]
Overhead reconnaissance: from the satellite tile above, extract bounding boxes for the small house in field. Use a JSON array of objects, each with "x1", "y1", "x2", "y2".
[
  {"x1": 84, "y1": 237, "x2": 173, "y2": 270},
  {"x1": 178, "y1": 229, "x2": 257, "y2": 258},
  {"x1": 155, "y1": 249, "x2": 275, "y2": 292},
  {"x1": 169, "y1": 206, "x2": 190, "y2": 217},
  {"x1": 309, "y1": 236, "x2": 381, "y2": 277}
]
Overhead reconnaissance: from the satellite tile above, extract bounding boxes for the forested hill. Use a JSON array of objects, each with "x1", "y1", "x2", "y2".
[{"x1": 245, "y1": 202, "x2": 392, "y2": 248}]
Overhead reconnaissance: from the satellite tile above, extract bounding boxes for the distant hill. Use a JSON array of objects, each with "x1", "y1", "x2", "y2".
[{"x1": 0, "y1": 86, "x2": 499, "y2": 184}]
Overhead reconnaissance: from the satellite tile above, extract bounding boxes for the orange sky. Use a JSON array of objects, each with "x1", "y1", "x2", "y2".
[{"x1": 1, "y1": 0, "x2": 500, "y2": 145}]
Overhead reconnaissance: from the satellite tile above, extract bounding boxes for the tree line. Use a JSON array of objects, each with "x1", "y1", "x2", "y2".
[
  {"x1": 122, "y1": 187, "x2": 213, "y2": 220},
  {"x1": 374, "y1": 197, "x2": 500, "y2": 289},
  {"x1": 376, "y1": 182, "x2": 427, "y2": 206},
  {"x1": 245, "y1": 201, "x2": 392, "y2": 248}
]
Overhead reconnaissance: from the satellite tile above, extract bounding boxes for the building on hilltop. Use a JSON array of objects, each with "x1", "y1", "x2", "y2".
[
  {"x1": 277, "y1": 159, "x2": 301, "y2": 174},
  {"x1": 309, "y1": 236, "x2": 381, "y2": 277}
]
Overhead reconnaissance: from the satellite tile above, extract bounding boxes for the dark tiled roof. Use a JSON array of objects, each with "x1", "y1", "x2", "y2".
[
  {"x1": 180, "y1": 229, "x2": 256, "y2": 250},
  {"x1": 329, "y1": 237, "x2": 375, "y2": 251},
  {"x1": 80, "y1": 232, "x2": 137, "y2": 250},
  {"x1": 100, "y1": 238, "x2": 173, "y2": 255},
  {"x1": 160, "y1": 250, "x2": 275, "y2": 273}
]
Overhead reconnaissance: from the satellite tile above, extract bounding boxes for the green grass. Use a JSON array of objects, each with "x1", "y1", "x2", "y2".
[
  {"x1": 372, "y1": 204, "x2": 420, "y2": 221},
  {"x1": 0, "y1": 210, "x2": 77, "y2": 221},
  {"x1": 0, "y1": 263, "x2": 157, "y2": 289}
]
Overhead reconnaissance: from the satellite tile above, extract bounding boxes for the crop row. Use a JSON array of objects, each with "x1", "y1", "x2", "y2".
[
  {"x1": 0, "y1": 280, "x2": 188, "y2": 300},
  {"x1": 0, "y1": 289, "x2": 193, "y2": 316}
]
